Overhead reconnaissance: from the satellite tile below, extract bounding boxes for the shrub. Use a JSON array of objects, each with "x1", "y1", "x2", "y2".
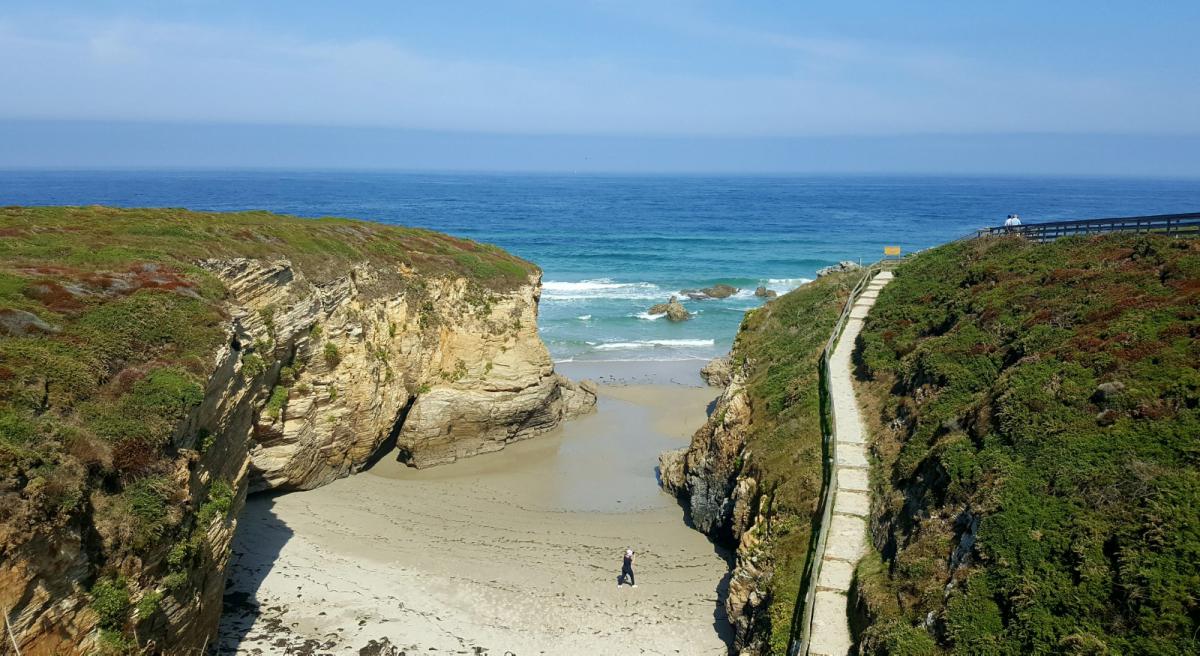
[
  {"x1": 241, "y1": 352, "x2": 266, "y2": 378},
  {"x1": 123, "y1": 475, "x2": 173, "y2": 546},
  {"x1": 96, "y1": 629, "x2": 135, "y2": 656},
  {"x1": 162, "y1": 571, "x2": 188, "y2": 591},
  {"x1": 323, "y1": 342, "x2": 341, "y2": 367},
  {"x1": 135, "y1": 590, "x2": 163, "y2": 620},
  {"x1": 196, "y1": 428, "x2": 216, "y2": 453},
  {"x1": 90, "y1": 576, "x2": 130, "y2": 629},
  {"x1": 196, "y1": 478, "x2": 234, "y2": 526},
  {"x1": 265, "y1": 385, "x2": 288, "y2": 421}
]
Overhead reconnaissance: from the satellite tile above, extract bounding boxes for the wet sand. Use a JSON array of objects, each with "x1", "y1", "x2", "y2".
[{"x1": 218, "y1": 366, "x2": 729, "y2": 655}]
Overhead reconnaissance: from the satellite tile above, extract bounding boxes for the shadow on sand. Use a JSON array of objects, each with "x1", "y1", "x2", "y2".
[
  {"x1": 663, "y1": 477, "x2": 737, "y2": 650},
  {"x1": 213, "y1": 492, "x2": 294, "y2": 654}
]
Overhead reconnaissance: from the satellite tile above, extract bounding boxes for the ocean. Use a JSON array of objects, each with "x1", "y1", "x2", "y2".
[{"x1": 3, "y1": 171, "x2": 1197, "y2": 362}]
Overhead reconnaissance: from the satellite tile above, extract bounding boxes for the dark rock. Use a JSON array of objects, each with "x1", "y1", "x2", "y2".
[
  {"x1": 680, "y1": 284, "x2": 739, "y2": 300},
  {"x1": 702, "y1": 284, "x2": 739, "y2": 299},
  {"x1": 753, "y1": 286, "x2": 777, "y2": 298},
  {"x1": 647, "y1": 296, "x2": 691, "y2": 321},
  {"x1": 359, "y1": 638, "x2": 402, "y2": 656}
]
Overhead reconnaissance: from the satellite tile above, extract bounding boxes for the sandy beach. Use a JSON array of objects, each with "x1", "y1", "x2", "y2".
[{"x1": 218, "y1": 363, "x2": 730, "y2": 655}]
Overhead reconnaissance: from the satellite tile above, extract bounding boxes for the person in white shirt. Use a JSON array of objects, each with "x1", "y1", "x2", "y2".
[
  {"x1": 619, "y1": 548, "x2": 637, "y2": 588},
  {"x1": 1004, "y1": 213, "x2": 1022, "y2": 227}
]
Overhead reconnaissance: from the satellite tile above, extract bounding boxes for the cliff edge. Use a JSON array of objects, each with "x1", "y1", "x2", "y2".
[
  {"x1": 0, "y1": 206, "x2": 594, "y2": 655},
  {"x1": 661, "y1": 272, "x2": 856, "y2": 655}
]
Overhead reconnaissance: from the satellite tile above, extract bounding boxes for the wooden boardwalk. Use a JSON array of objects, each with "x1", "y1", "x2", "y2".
[
  {"x1": 974, "y1": 212, "x2": 1200, "y2": 243},
  {"x1": 806, "y1": 270, "x2": 892, "y2": 656}
]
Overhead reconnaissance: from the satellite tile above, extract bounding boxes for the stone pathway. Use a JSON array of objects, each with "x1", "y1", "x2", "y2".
[{"x1": 808, "y1": 270, "x2": 893, "y2": 656}]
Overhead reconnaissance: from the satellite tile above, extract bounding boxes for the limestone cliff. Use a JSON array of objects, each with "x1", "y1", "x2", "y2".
[
  {"x1": 207, "y1": 257, "x2": 595, "y2": 488},
  {"x1": 0, "y1": 207, "x2": 594, "y2": 655}
]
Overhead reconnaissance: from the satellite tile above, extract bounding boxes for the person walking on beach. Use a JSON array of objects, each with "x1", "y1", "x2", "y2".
[{"x1": 619, "y1": 548, "x2": 637, "y2": 588}]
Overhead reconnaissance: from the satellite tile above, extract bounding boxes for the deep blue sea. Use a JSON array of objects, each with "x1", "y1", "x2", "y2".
[{"x1": 3, "y1": 171, "x2": 1197, "y2": 362}]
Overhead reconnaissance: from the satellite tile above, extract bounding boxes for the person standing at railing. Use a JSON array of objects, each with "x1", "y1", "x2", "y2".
[{"x1": 1004, "y1": 213, "x2": 1022, "y2": 227}]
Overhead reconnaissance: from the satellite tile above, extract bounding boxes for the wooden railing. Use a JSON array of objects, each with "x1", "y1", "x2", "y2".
[
  {"x1": 786, "y1": 211, "x2": 1195, "y2": 653},
  {"x1": 974, "y1": 212, "x2": 1200, "y2": 243},
  {"x1": 788, "y1": 262, "x2": 885, "y2": 656}
]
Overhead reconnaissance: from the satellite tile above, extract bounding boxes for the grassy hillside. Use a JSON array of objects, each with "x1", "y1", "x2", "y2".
[
  {"x1": 730, "y1": 270, "x2": 856, "y2": 652},
  {"x1": 0, "y1": 206, "x2": 536, "y2": 651},
  {"x1": 854, "y1": 235, "x2": 1200, "y2": 654},
  {"x1": 1, "y1": 204, "x2": 536, "y2": 482}
]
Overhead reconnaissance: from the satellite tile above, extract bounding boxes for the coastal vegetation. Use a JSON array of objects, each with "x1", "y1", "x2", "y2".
[
  {"x1": 0, "y1": 206, "x2": 538, "y2": 653},
  {"x1": 853, "y1": 234, "x2": 1200, "y2": 653},
  {"x1": 660, "y1": 270, "x2": 857, "y2": 652},
  {"x1": 732, "y1": 271, "x2": 854, "y2": 652}
]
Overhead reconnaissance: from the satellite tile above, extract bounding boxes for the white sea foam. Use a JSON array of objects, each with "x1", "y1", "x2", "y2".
[
  {"x1": 766, "y1": 277, "x2": 813, "y2": 294},
  {"x1": 593, "y1": 338, "x2": 716, "y2": 351},
  {"x1": 542, "y1": 278, "x2": 664, "y2": 301},
  {"x1": 576, "y1": 314, "x2": 592, "y2": 320},
  {"x1": 632, "y1": 311, "x2": 664, "y2": 321}
]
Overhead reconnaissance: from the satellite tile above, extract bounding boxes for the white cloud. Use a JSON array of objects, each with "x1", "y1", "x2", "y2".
[{"x1": 0, "y1": 15, "x2": 1194, "y2": 136}]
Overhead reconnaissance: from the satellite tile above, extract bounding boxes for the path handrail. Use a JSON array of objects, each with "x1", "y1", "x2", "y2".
[
  {"x1": 963, "y1": 211, "x2": 1200, "y2": 243},
  {"x1": 788, "y1": 262, "x2": 884, "y2": 656}
]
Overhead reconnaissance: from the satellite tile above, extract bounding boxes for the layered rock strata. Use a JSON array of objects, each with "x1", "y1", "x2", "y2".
[
  {"x1": 207, "y1": 258, "x2": 596, "y2": 486},
  {"x1": 2, "y1": 256, "x2": 593, "y2": 655}
]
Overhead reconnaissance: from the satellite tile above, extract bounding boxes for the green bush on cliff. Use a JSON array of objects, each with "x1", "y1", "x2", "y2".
[
  {"x1": 856, "y1": 234, "x2": 1200, "y2": 654},
  {"x1": 196, "y1": 478, "x2": 235, "y2": 526},
  {"x1": 89, "y1": 576, "x2": 131, "y2": 629},
  {"x1": 265, "y1": 385, "x2": 289, "y2": 421},
  {"x1": 323, "y1": 341, "x2": 341, "y2": 367}
]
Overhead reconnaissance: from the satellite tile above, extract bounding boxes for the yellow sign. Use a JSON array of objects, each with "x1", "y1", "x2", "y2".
[{"x1": 884, "y1": 246, "x2": 902, "y2": 256}]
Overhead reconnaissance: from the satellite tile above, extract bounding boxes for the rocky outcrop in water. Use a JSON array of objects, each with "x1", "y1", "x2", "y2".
[
  {"x1": 682, "y1": 283, "x2": 739, "y2": 300},
  {"x1": 647, "y1": 296, "x2": 691, "y2": 322},
  {"x1": 753, "y1": 286, "x2": 777, "y2": 298}
]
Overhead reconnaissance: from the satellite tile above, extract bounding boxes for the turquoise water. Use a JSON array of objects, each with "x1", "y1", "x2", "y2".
[{"x1": 3, "y1": 171, "x2": 1197, "y2": 361}]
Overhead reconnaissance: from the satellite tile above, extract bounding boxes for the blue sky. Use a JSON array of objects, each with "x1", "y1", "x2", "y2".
[{"x1": 2, "y1": 1, "x2": 1199, "y2": 172}]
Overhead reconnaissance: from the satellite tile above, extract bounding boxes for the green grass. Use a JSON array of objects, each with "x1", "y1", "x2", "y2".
[
  {"x1": 855, "y1": 234, "x2": 1200, "y2": 654},
  {"x1": 724, "y1": 271, "x2": 857, "y2": 652},
  {"x1": 0, "y1": 206, "x2": 536, "y2": 289}
]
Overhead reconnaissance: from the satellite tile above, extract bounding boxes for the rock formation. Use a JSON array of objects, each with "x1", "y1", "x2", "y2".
[
  {"x1": 681, "y1": 283, "x2": 739, "y2": 300},
  {"x1": 660, "y1": 357, "x2": 771, "y2": 651},
  {"x1": 700, "y1": 355, "x2": 733, "y2": 387},
  {"x1": 646, "y1": 296, "x2": 691, "y2": 322},
  {"x1": 753, "y1": 286, "x2": 777, "y2": 298},
  {"x1": 206, "y1": 258, "x2": 597, "y2": 484},
  {"x1": 0, "y1": 211, "x2": 594, "y2": 655},
  {"x1": 816, "y1": 260, "x2": 862, "y2": 277}
]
